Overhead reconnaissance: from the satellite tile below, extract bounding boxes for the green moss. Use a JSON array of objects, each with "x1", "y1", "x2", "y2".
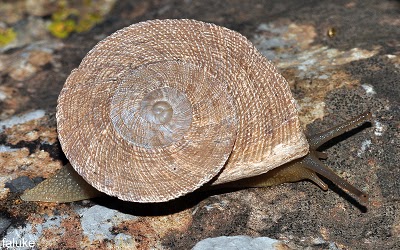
[{"x1": 0, "y1": 28, "x2": 16, "y2": 47}]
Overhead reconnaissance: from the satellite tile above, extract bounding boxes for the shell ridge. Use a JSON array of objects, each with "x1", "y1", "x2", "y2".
[{"x1": 57, "y1": 19, "x2": 307, "y2": 202}]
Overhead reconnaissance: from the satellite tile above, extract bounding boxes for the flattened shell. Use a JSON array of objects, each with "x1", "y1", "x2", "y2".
[{"x1": 57, "y1": 19, "x2": 308, "y2": 203}]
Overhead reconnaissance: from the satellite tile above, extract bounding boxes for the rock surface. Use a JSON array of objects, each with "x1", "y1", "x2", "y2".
[
  {"x1": 0, "y1": 0, "x2": 399, "y2": 249},
  {"x1": 192, "y1": 236, "x2": 288, "y2": 250}
]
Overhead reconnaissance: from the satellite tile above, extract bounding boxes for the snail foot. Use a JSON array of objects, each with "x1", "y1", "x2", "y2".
[{"x1": 21, "y1": 163, "x2": 102, "y2": 202}]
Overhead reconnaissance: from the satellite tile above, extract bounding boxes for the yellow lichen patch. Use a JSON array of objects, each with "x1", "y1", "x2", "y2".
[
  {"x1": 48, "y1": 0, "x2": 116, "y2": 38},
  {"x1": 48, "y1": 19, "x2": 76, "y2": 39},
  {"x1": 75, "y1": 13, "x2": 102, "y2": 33},
  {"x1": 0, "y1": 27, "x2": 16, "y2": 46}
]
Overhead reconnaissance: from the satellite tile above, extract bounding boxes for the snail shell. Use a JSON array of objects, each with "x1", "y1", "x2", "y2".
[{"x1": 56, "y1": 19, "x2": 309, "y2": 203}]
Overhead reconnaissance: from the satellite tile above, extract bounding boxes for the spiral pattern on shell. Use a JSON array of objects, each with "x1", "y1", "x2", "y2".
[{"x1": 57, "y1": 19, "x2": 308, "y2": 202}]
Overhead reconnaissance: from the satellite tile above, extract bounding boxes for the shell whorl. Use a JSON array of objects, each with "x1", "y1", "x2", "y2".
[{"x1": 56, "y1": 19, "x2": 308, "y2": 202}]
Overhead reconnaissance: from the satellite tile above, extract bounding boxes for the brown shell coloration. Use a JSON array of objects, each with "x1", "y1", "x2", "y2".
[{"x1": 56, "y1": 19, "x2": 309, "y2": 203}]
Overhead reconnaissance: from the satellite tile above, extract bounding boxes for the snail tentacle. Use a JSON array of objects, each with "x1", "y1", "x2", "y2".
[
  {"x1": 220, "y1": 112, "x2": 371, "y2": 204},
  {"x1": 299, "y1": 153, "x2": 368, "y2": 203},
  {"x1": 307, "y1": 112, "x2": 372, "y2": 149},
  {"x1": 299, "y1": 112, "x2": 371, "y2": 203}
]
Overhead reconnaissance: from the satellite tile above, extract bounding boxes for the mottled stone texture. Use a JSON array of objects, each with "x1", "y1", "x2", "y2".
[{"x1": 0, "y1": 0, "x2": 399, "y2": 249}]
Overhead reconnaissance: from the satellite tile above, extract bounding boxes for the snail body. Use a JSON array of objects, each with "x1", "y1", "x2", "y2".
[{"x1": 21, "y1": 19, "x2": 369, "y2": 203}]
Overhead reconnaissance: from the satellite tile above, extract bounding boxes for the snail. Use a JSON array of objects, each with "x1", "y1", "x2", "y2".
[{"x1": 21, "y1": 19, "x2": 370, "y2": 204}]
